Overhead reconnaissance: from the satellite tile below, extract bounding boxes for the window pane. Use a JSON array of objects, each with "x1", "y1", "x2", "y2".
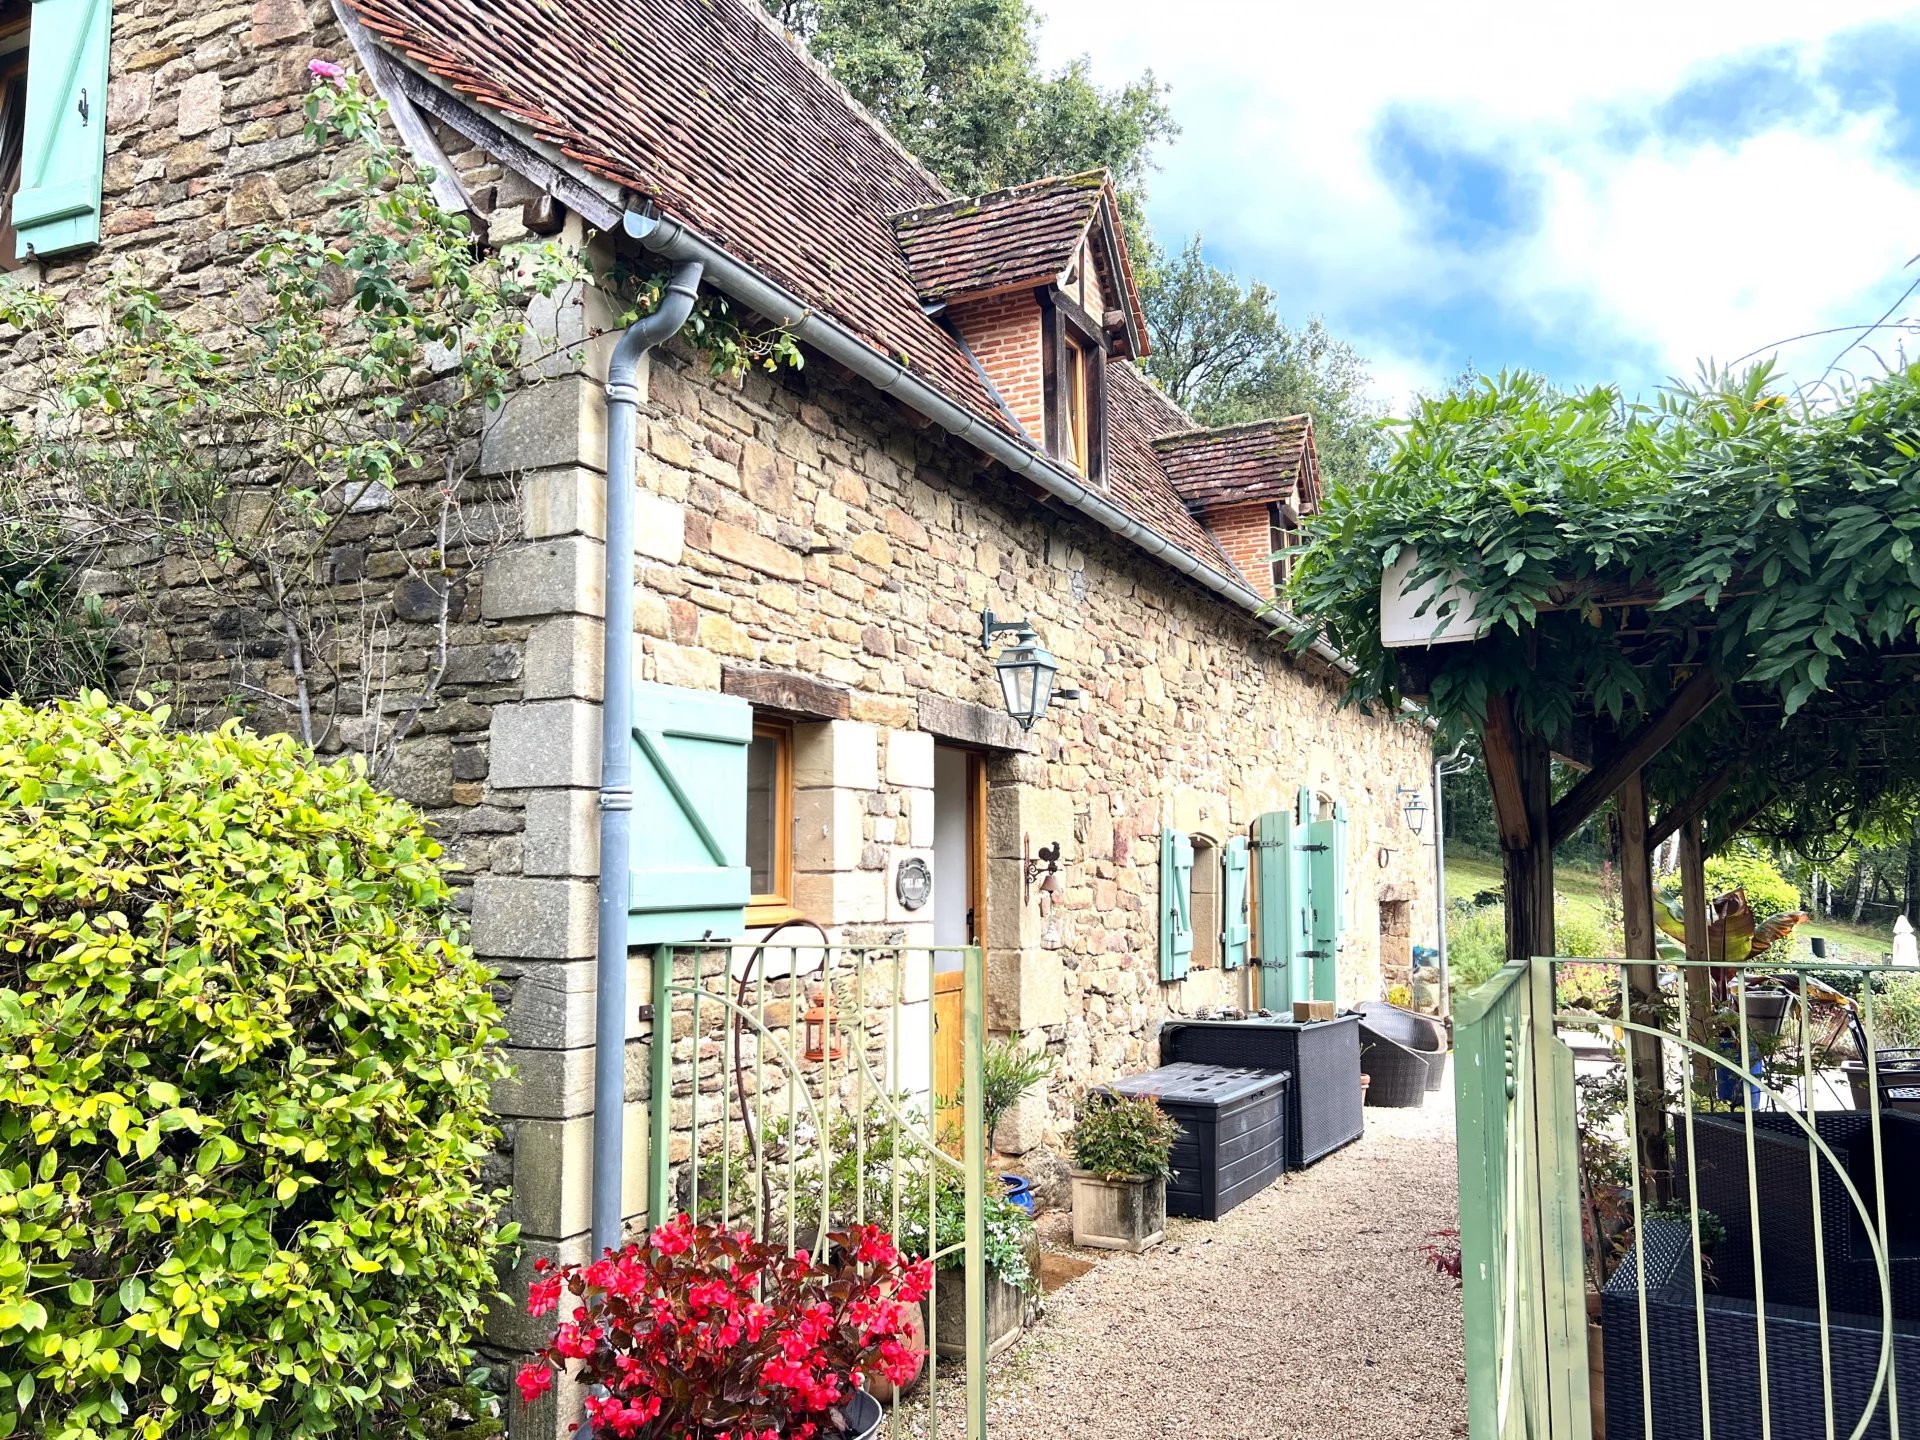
[
  {"x1": 746, "y1": 733, "x2": 776, "y2": 896},
  {"x1": 1063, "y1": 338, "x2": 1086, "y2": 474}
]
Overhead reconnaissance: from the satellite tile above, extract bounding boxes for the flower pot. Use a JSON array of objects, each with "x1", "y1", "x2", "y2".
[
  {"x1": 1069, "y1": 1170, "x2": 1166, "y2": 1253},
  {"x1": 930, "y1": 1245, "x2": 1031, "y2": 1360},
  {"x1": 839, "y1": 1387, "x2": 883, "y2": 1440},
  {"x1": 1000, "y1": 1173, "x2": 1036, "y2": 1213}
]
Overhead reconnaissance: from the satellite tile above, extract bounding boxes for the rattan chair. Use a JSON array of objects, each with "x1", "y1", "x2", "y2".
[
  {"x1": 1604, "y1": 1217, "x2": 1920, "y2": 1439},
  {"x1": 1357, "y1": 1021, "x2": 1428, "y2": 1107},
  {"x1": 1354, "y1": 1000, "x2": 1448, "y2": 1091}
]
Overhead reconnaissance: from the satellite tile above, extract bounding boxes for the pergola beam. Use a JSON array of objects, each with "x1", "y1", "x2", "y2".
[
  {"x1": 1649, "y1": 763, "x2": 1737, "y2": 850},
  {"x1": 1549, "y1": 668, "x2": 1721, "y2": 847}
]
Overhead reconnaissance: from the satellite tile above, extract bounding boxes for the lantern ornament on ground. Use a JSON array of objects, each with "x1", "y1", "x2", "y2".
[{"x1": 981, "y1": 609, "x2": 1059, "y2": 730}]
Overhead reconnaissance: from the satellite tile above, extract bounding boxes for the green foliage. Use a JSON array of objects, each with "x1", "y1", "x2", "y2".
[
  {"x1": 1703, "y1": 847, "x2": 1801, "y2": 920},
  {"x1": 0, "y1": 695, "x2": 513, "y2": 1440},
  {"x1": 899, "y1": 1166, "x2": 1036, "y2": 1294},
  {"x1": 1862, "y1": 972, "x2": 1920, "y2": 1047},
  {"x1": 1141, "y1": 237, "x2": 1385, "y2": 492},
  {"x1": 1446, "y1": 903, "x2": 1509, "y2": 997},
  {"x1": 0, "y1": 547, "x2": 110, "y2": 704},
  {"x1": 975, "y1": 1036, "x2": 1054, "y2": 1146},
  {"x1": 761, "y1": 0, "x2": 1174, "y2": 208},
  {"x1": 1069, "y1": 1094, "x2": 1179, "y2": 1182},
  {"x1": 1287, "y1": 364, "x2": 1920, "y2": 846}
]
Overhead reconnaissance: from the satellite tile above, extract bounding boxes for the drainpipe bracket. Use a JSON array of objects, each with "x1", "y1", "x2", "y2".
[{"x1": 598, "y1": 785, "x2": 633, "y2": 813}]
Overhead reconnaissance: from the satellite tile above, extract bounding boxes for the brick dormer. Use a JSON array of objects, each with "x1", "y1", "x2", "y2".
[
  {"x1": 1153, "y1": 416, "x2": 1322, "y2": 595},
  {"x1": 893, "y1": 171, "x2": 1146, "y2": 484}
]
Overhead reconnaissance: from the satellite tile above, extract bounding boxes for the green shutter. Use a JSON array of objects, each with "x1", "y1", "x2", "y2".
[
  {"x1": 1255, "y1": 808, "x2": 1311, "y2": 1010},
  {"x1": 1305, "y1": 797, "x2": 1347, "y2": 1003},
  {"x1": 1221, "y1": 833, "x2": 1250, "y2": 970},
  {"x1": 626, "y1": 680, "x2": 753, "y2": 946},
  {"x1": 1159, "y1": 829, "x2": 1193, "y2": 982},
  {"x1": 14, "y1": 0, "x2": 112, "y2": 262}
]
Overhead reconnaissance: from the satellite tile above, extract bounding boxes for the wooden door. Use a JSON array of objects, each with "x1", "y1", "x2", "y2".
[{"x1": 933, "y1": 750, "x2": 986, "y2": 1108}]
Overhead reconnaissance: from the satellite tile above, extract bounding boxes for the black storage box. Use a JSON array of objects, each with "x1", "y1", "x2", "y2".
[
  {"x1": 1100, "y1": 1063, "x2": 1289, "y2": 1221},
  {"x1": 1159, "y1": 1016, "x2": 1364, "y2": 1168}
]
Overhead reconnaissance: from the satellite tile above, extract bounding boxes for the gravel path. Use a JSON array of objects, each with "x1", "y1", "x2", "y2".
[{"x1": 974, "y1": 1088, "x2": 1469, "y2": 1440}]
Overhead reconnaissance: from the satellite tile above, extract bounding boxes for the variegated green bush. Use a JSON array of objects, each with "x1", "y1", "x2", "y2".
[{"x1": 0, "y1": 695, "x2": 514, "y2": 1440}]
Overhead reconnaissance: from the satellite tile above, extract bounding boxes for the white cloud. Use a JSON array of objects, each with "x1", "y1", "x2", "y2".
[{"x1": 1032, "y1": 0, "x2": 1920, "y2": 398}]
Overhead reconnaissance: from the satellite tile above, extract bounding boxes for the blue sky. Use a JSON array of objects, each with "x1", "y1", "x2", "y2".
[{"x1": 1031, "y1": 2, "x2": 1920, "y2": 411}]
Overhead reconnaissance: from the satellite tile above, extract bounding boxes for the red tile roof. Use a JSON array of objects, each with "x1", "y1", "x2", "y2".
[
  {"x1": 892, "y1": 172, "x2": 1147, "y2": 354},
  {"x1": 1152, "y1": 416, "x2": 1317, "y2": 513},
  {"x1": 343, "y1": 0, "x2": 1241, "y2": 588}
]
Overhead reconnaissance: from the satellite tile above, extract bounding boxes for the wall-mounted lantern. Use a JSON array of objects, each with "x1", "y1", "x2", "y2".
[
  {"x1": 982, "y1": 610, "x2": 1059, "y2": 730},
  {"x1": 1396, "y1": 785, "x2": 1429, "y2": 837},
  {"x1": 803, "y1": 984, "x2": 843, "y2": 1063}
]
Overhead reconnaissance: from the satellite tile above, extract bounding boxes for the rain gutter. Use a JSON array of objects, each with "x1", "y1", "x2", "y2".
[{"x1": 621, "y1": 210, "x2": 1350, "y2": 675}]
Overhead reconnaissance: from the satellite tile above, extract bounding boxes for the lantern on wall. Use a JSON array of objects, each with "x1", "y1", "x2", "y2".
[
  {"x1": 803, "y1": 984, "x2": 843, "y2": 1063},
  {"x1": 981, "y1": 610, "x2": 1060, "y2": 731},
  {"x1": 1396, "y1": 785, "x2": 1429, "y2": 837}
]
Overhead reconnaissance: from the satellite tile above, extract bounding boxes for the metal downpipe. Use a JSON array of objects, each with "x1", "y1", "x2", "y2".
[{"x1": 592, "y1": 257, "x2": 704, "y2": 1259}]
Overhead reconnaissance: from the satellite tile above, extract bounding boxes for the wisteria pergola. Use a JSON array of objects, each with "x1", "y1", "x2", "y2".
[{"x1": 1288, "y1": 364, "x2": 1920, "y2": 972}]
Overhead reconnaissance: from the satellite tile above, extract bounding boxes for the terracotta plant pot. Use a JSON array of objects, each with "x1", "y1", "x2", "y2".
[{"x1": 1069, "y1": 1170, "x2": 1167, "y2": 1253}]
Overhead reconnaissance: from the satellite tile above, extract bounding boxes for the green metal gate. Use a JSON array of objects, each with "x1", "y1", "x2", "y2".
[
  {"x1": 1455, "y1": 958, "x2": 1590, "y2": 1439},
  {"x1": 644, "y1": 940, "x2": 989, "y2": 1440},
  {"x1": 1458, "y1": 954, "x2": 1918, "y2": 1440}
]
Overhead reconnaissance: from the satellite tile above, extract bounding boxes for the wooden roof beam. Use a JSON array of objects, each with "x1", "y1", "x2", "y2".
[
  {"x1": 1549, "y1": 667, "x2": 1721, "y2": 848},
  {"x1": 1482, "y1": 694, "x2": 1532, "y2": 853},
  {"x1": 1648, "y1": 762, "x2": 1737, "y2": 850}
]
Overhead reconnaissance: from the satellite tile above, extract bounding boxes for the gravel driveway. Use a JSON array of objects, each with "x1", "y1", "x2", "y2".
[{"x1": 969, "y1": 1087, "x2": 1469, "y2": 1440}]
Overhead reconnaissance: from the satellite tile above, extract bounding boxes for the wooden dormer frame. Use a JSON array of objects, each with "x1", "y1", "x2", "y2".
[{"x1": 1039, "y1": 286, "x2": 1109, "y2": 485}]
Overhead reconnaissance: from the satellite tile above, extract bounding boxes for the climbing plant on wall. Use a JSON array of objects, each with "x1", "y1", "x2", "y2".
[{"x1": 0, "y1": 63, "x2": 802, "y2": 762}]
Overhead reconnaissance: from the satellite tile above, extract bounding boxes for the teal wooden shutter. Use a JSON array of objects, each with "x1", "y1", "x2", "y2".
[
  {"x1": 626, "y1": 680, "x2": 752, "y2": 946},
  {"x1": 1304, "y1": 794, "x2": 1348, "y2": 1003},
  {"x1": 1159, "y1": 829, "x2": 1193, "y2": 982},
  {"x1": 1221, "y1": 834, "x2": 1250, "y2": 970},
  {"x1": 1255, "y1": 808, "x2": 1312, "y2": 1009},
  {"x1": 14, "y1": 0, "x2": 112, "y2": 261}
]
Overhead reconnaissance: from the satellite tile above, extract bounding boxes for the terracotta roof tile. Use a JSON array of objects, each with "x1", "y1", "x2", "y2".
[
  {"x1": 344, "y1": 0, "x2": 1243, "y2": 591},
  {"x1": 1152, "y1": 416, "x2": 1316, "y2": 513},
  {"x1": 1105, "y1": 366, "x2": 1241, "y2": 577},
  {"x1": 892, "y1": 172, "x2": 1105, "y2": 303}
]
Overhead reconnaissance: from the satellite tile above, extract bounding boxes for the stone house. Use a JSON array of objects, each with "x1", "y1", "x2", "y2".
[{"x1": 1, "y1": 0, "x2": 1436, "y2": 1428}]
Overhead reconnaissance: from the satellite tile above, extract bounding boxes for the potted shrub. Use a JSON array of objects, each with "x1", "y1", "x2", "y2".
[
  {"x1": 1068, "y1": 1093, "x2": 1179, "y2": 1252},
  {"x1": 902, "y1": 1164, "x2": 1040, "y2": 1359},
  {"x1": 516, "y1": 1214, "x2": 930, "y2": 1439},
  {"x1": 974, "y1": 1036, "x2": 1055, "y2": 1210}
]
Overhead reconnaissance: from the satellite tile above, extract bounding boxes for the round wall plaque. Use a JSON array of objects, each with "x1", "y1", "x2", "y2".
[{"x1": 896, "y1": 856, "x2": 933, "y2": 911}]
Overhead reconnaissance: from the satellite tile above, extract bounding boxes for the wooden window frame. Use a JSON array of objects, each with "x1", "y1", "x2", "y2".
[
  {"x1": 1040, "y1": 289, "x2": 1108, "y2": 484},
  {"x1": 745, "y1": 717, "x2": 797, "y2": 927},
  {"x1": 0, "y1": 4, "x2": 27, "y2": 275}
]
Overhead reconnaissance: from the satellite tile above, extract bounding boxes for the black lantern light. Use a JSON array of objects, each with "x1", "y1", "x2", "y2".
[{"x1": 982, "y1": 610, "x2": 1059, "y2": 730}]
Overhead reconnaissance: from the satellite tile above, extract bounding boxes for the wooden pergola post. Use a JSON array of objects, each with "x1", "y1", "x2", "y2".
[
  {"x1": 1617, "y1": 771, "x2": 1670, "y2": 1201},
  {"x1": 1678, "y1": 816, "x2": 1714, "y2": 1094},
  {"x1": 1484, "y1": 696, "x2": 1555, "y2": 960}
]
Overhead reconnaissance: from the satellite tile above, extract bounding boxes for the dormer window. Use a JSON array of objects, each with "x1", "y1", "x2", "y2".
[
  {"x1": 892, "y1": 170, "x2": 1147, "y2": 485},
  {"x1": 1051, "y1": 310, "x2": 1106, "y2": 480}
]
